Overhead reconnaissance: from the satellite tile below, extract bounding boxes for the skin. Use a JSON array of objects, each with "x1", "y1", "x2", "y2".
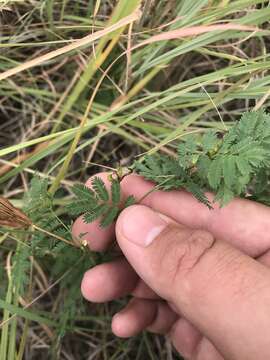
[{"x1": 72, "y1": 172, "x2": 270, "y2": 360}]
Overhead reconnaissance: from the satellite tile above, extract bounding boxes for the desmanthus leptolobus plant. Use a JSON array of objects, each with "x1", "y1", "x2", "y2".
[
  {"x1": 1, "y1": 110, "x2": 269, "y2": 249},
  {"x1": 67, "y1": 110, "x2": 270, "y2": 233}
]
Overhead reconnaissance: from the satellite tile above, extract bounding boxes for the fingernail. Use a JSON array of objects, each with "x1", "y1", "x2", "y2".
[{"x1": 120, "y1": 205, "x2": 167, "y2": 247}]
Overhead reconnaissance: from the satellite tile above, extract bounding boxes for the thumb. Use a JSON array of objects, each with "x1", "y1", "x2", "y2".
[{"x1": 116, "y1": 204, "x2": 270, "y2": 360}]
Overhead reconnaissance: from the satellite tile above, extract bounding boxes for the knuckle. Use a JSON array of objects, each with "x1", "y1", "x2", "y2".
[
  {"x1": 211, "y1": 250, "x2": 265, "y2": 302},
  {"x1": 157, "y1": 226, "x2": 216, "y2": 287}
]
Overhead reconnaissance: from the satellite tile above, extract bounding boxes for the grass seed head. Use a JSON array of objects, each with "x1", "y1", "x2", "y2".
[{"x1": 0, "y1": 197, "x2": 32, "y2": 229}]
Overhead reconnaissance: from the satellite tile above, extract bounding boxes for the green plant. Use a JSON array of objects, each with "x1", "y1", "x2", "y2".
[
  {"x1": 0, "y1": 175, "x2": 93, "y2": 359},
  {"x1": 67, "y1": 176, "x2": 135, "y2": 228},
  {"x1": 69, "y1": 110, "x2": 270, "y2": 229}
]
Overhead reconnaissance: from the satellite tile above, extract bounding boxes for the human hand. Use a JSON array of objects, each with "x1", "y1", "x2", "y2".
[{"x1": 72, "y1": 173, "x2": 270, "y2": 360}]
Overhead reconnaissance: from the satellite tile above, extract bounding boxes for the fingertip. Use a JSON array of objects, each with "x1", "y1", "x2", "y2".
[
  {"x1": 116, "y1": 204, "x2": 167, "y2": 248},
  {"x1": 85, "y1": 172, "x2": 112, "y2": 189},
  {"x1": 116, "y1": 204, "x2": 151, "y2": 230},
  {"x1": 112, "y1": 299, "x2": 157, "y2": 338},
  {"x1": 72, "y1": 172, "x2": 157, "y2": 251},
  {"x1": 81, "y1": 266, "x2": 111, "y2": 302},
  {"x1": 112, "y1": 312, "x2": 138, "y2": 338},
  {"x1": 81, "y1": 269, "x2": 93, "y2": 301},
  {"x1": 81, "y1": 259, "x2": 138, "y2": 302},
  {"x1": 115, "y1": 204, "x2": 141, "y2": 246},
  {"x1": 72, "y1": 215, "x2": 115, "y2": 251},
  {"x1": 111, "y1": 313, "x2": 129, "y2": 338}
]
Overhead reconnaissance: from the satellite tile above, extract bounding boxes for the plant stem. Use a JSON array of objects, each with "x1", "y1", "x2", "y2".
[{"x1": 32, "y1": 224, "x2": 79, "y2": 248}]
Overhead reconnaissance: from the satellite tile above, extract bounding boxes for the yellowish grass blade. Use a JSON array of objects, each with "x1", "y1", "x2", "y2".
[
  {"x1": 133, "y1": 24, "x2": 257, "y2": 49},
  {"x1": 0, "y1": 8, "x2": 141, "y2": 82}
]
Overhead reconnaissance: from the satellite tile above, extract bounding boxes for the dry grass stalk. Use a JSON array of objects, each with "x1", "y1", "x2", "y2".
[{"x1": 0, "y1": 8, "x2": 142, "y2": 81}]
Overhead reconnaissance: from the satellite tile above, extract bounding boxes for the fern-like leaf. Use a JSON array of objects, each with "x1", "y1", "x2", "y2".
[
  {"x1": 83, "y1": 203, "x2": 110, "y2": 223},
  {"x1": 185, "y1": 182, "x2": 212, "y2": 209},
  {"x1": 178, "y1": 135, "x2": 197, "y2": 169},
  {"x1": 124, "y1": 195, "x2": 136, "y2": 208},
  {"x1": 223, "y1": 156, "x2": 236, "y2": 189},
  {"x1": 207, "y1": 157, "x2": 223, "y2": 190},
  {"x1": 201, "y1": 130, "x2": 219, "y2": 153},
  {"x1": 111, "y1": 179, "x2": 121, "y2": 205},
  {"x1": 71, "y1": 184, "x2": 95, "y2": 201},
  {"x1": 92, "y1": 177, "x2": 109, "y2": 201},
  {"x1": 101, "y1": 206, "x2": 119, "y2": 227},
  {"x1": 69, "y1": 176, "x2": 127, "y2": 228}
]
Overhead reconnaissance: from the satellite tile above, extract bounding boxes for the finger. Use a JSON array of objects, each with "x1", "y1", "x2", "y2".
[
  {"x1": 113, "y1": 297, "x2": 220, "y2": 360},
  {"x1": 81, "y1": 257, "x2": 158, "y2": 302},
  {"x1": 72, "y1": 173, "x2": 177, "y2": 252},
  {"x1": 72, "y1": 172, "x2": 116, "y2": 251},
  {"x1": 72, "y1": 216, "x2": 115, "y2": 251},
  {"x1": 120, "y1": 174, "x2": 270, "y2": 257},
  {"x1": 81, "y1": 258, "x2": 138, "y2": 302},
  {"x1": 132, "y1": 280, "x2": 159, "y2": 299},
  {"x1": 116, "y1": 204, "x2": 270, "y2": 359},
  {"x1": 112, "y1": 298, "x2": 177, "y2": 338},
  {"x1": 169, "y1": 318, "x2": 224, "y2": 360},
  {"x1": 146, "y1": 301, "x2": 178, "y2": 334},
  {"x1": 169, "y1": 318, "x2": 202, "y2": 359},
  {"x1": 72, "y1": 172, "x2": 270, "y2": 256}
]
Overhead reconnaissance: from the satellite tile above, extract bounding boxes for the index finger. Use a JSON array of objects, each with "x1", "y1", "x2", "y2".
[
  {"x1": 72, "y1": 172, "x2": 270, "y2": 256},
  {"x1": 121, "y1": 174, "x2": 270, "y2": 257}
]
